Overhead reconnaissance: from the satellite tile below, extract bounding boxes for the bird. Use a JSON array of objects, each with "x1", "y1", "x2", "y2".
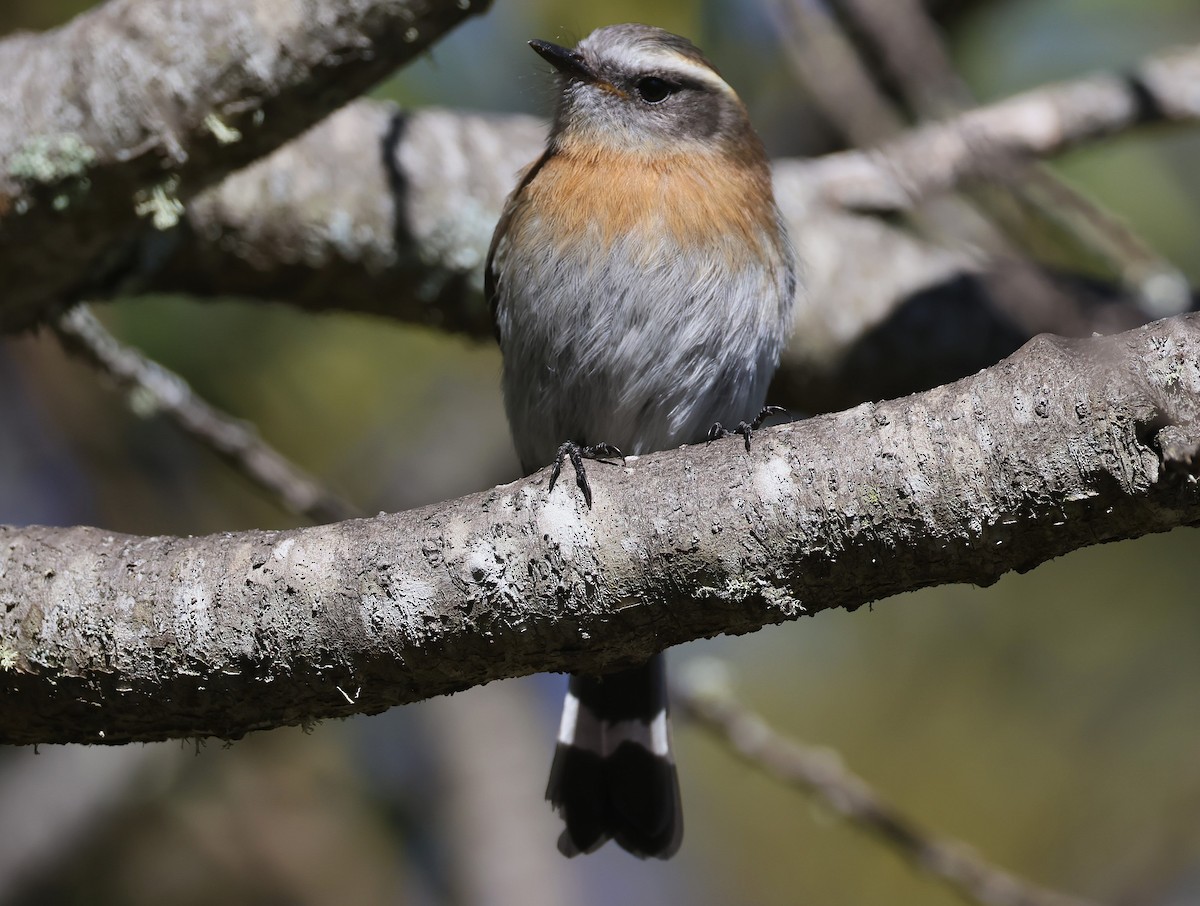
[{"x1": 486, "y1": 23, "x2": 797, "y2": 859}]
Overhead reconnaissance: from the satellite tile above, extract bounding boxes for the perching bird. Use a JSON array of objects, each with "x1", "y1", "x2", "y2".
[{"x1": 486, "y1": 23, "x2": 797, "y2": 859}]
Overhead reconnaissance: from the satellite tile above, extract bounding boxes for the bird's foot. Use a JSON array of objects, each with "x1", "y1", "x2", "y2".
[
  {"x1": 707, "y1": 406, "x2": 787, "y2": 452},
  {"x1": 548, "y1": 442, "x2": 626, "y2": 508}
]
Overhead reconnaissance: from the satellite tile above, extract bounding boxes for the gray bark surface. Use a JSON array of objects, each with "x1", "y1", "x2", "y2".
[
  {"x1": 3, "y1": 315, "x2": 1198, "y2": 745},
  {"x1": 0, "y1": 0, "x2": 488, "y2": 331}
]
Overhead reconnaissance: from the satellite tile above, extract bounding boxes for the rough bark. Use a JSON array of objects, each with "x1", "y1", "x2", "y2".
[
  {"x1": 0, "y1": 0, "x2": 488, "y2": 331},
  {"x1": 3, "y1": 314, "x2": 1198, "y2": 746},
  {"x1": 124, "y1": 104, "x2": 544, "y2": 339}
]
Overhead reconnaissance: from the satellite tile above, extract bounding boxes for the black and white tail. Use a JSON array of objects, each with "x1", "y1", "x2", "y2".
[{"x1": 546, "y1": 654, "x2": 683, "y2": 859}]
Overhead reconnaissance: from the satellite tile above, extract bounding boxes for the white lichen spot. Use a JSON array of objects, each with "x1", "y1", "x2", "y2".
[
  {"x1": 442, "y1": 515, "x2": 471, "y2": 558},
  {"x1": 420, "y1": 197, "x2": 494, "y2": 271},
  {"x1": 1011, "y1": 387, "x2": 1031, "y2": 424},
  {"x1": 539, "y1": 491, "x2": 597, "y2": 562},
  {"x1": 462, "y1": 537, "x2": 524, "y2": 610},
  {"x1": 134, "y1": 176, "x2": 184, "y2": 230},
  {"x1": 360, "y1": 580, "x2": 432, "y2": 644},
  {"x1": 126, "y1": 385, "x2": 161, "y2": 418},
  {"x1": 754, "y1": 455, "x2": 797, "y2": 509},
  {"x1": 172, "y1": 569, "x2": 215, "y2": 649},
  {"x1": 906, "y1": 472, "x2": 931, "y2": 501},
  {"x1": 203, "y1": 113, "x2": 243, "y2": 145},
  {"x1": 0, "y1": 645, "x2": 17, "y2": 670},
  {"x1": 272, "y1": 538, "x2": 295, "y2": 561},
  {"x1": 9, "y1": 134, "x2": 96, "y2": 184},
  {"x1": 467, "y1": 537, "x2": 504, "y2": 581}
]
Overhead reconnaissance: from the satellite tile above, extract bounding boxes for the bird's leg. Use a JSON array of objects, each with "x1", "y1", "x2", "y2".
[
  {"x1": 708, "y1": 406, "x2": 787, "y2": 452},
  {"x1": 547, "y1": 442, "x2": 626, "y2": 508}
]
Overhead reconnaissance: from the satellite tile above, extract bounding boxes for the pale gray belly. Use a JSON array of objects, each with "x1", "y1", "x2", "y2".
[{"x1": 496, "y1": 234, "x2": 791, "y2": 473}]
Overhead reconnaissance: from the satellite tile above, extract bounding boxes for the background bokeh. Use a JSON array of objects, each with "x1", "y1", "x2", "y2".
[{"x1": 3, "y1": 1, "x2": 1200, "y2": 904}]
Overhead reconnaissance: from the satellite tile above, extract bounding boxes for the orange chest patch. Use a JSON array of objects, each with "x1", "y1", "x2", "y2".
[{"x1": 511, "y1": 149, "x2": 777, "y2": 251}]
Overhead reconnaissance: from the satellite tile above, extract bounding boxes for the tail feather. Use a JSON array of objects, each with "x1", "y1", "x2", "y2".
[{"x1": 546, "y1": 655, "x2": 683, "y2": 859}]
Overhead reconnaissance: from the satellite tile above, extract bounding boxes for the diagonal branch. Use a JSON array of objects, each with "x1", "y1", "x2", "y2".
[
  {"x1": 52, "y1": 305, "x2": 361, "y2": 524},
  {"x1": 802, "y1": 42, "x2": 1200, "y2": 212},
  {"x1": 2, "y1": 314, "x2": 1199, "y2": 746},
  {"x1": 0, "y1": 0, "x2": 489, "y2": 331},
  {"x1": 676, "y1": 666, "x2": 1101, "y2": 906},
  {"x1": 828, "y1": 0, "x2": 1189, "y2": 319}
]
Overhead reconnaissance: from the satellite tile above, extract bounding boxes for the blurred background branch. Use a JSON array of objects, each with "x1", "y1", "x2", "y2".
[
  {"x1": 826, "y1": 0, "x2": 1189, "y2": 318},
  {"x1": 53, "y1": 305, "x2": 361, "y2": 524},
  {"x1": 676, "y1": 661, "x2": 1101, "y2": 906}
]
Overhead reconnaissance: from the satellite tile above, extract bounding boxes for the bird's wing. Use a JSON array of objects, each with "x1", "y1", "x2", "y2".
[{"x1": 486, "y1": 146, "x2": 556, "y2": 345}]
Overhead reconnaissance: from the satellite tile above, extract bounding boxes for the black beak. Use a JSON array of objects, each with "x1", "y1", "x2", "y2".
[{"x1": 529, "y1": 39, "x2": 594, "y2": 82}]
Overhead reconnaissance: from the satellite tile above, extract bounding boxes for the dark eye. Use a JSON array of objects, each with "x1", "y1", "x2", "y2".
[{"x1": 635, "y1": 77, "x2": 673, "y2": 103}]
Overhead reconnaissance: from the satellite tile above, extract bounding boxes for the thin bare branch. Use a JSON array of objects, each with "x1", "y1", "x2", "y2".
[
  {"x1": 765, "y1": 0, "x2": 905, "y2": 145},
  {"x1": 829, "y1": 0, "x2": 1189, "y2": 318},
  {"x1": 805, "y1": 42, "x2": 1200, "y2": 212},
  {"x1": 675, "y1": 663, "x2": 1102, "y2": 906},
  {"x1": 52, "y1": 305, "x2": 360, "y2": 524}
]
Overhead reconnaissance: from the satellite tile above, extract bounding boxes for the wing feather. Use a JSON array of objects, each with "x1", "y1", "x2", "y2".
[{"x1": 486, "y1": 146, "x2": 556, "y2": 345}]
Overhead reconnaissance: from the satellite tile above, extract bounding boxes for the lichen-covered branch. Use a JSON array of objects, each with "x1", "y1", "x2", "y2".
[
  {"x1": 3, "y1": 314, "x2": 1198, "y2": 746},
  {"x1": 0, "y1": 0, "x2": 489, "y2": 331}
]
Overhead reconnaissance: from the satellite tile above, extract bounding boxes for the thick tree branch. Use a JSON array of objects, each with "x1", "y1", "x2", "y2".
[
  {"x1": 3, "y1": 315, "x2": 1199, "y2": 746},
  {"x1": 124, "y1": 103, "x2": 545, "y2": 338},
  {"x1": 107, "y1": 43, "x2": 1200, "y2": 412},
  {"x1": 0, "y1": 0, "x2": 488, "y2": 331}
]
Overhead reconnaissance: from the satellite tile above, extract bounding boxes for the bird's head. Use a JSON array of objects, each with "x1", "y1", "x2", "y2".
[{"x1": 531, "y1": 24, "x2": 760, "y2": 161}]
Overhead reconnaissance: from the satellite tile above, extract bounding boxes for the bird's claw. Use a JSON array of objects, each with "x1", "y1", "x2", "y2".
[
  {"x1": 547, "y1": 441, "x2": 625, "y2": 508},
  {"x1": 708, "y1": 406, "x2": 787, "y2": 452}
]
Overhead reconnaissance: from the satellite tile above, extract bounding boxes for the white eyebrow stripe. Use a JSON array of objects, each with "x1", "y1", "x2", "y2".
[{"x1": 600, "y1": 45, "x2": 735, "y2": 95}]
